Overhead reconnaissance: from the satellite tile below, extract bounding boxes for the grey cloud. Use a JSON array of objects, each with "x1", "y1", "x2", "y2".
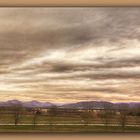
[
  {"x1": 48, "y1": 87, "x2": 123, "y2": 94},
  {"x1": 0, "y1": 8, "x2": 140, "y2": 103},
  {"x1": 45, "y1": 58, "x2": 140, "y2": 73}
]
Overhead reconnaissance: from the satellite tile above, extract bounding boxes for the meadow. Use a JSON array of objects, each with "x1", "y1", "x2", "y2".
[{"x1": 0, "y1": 107, "x2": 139, "y2": 132}]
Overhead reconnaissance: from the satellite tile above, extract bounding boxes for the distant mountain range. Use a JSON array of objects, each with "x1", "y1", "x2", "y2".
[
  {"x1": 60, "y1": 101, "x2": 140, "y2": 109},
  {"x1": 0, "y1": 100, "x2": 139, "y2": 109},
  {"x1": 0, "y1": 100, "x2": 54, "y2": 108}
]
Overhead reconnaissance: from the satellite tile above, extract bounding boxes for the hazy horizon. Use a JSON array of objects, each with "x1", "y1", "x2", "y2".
[
  {"x1": 0, "y1": 99, "x2": 140, "y2": 105},
  {"x1": 0, "y1": 8, "x2": 140, "y2": 103}
]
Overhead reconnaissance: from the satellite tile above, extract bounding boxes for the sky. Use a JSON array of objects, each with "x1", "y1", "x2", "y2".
[{"x1": 0, "y1": 8, "x2": 140, "y2": 103}]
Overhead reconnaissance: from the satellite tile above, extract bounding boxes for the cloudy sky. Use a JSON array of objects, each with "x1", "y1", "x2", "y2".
[{"x1": 0, "y1": 8, "x2": 140, "y2": 103}]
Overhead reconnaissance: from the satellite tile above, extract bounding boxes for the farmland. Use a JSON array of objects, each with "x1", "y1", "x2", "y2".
[{"x1": 0, "y1": 106, "x2": 139, "y2": 132}]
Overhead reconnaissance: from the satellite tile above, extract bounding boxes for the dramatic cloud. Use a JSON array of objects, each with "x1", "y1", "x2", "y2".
[{"x1": 0, "y1": 8, "x2": 140, "y2": 103}]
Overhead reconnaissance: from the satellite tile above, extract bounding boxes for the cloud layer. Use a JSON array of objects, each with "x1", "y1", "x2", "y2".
[{"x1": 0, "y1": 8, "x2": 140, "y2": 103}]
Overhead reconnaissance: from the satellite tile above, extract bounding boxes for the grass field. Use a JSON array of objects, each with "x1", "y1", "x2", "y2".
[
  {"x1": 0, "y1": 114, "x2": 139, "y2": 124},
  {"x1": 0, "y1": 124, "x2": 139, "y2": 133},
  {"x1": 0, "y1": 113, "x2": 139, "y2": 132}
]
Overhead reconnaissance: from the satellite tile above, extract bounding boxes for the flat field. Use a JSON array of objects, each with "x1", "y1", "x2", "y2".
[{"x1": 0, "y1": 113, "x2": 139, "y2": 132}]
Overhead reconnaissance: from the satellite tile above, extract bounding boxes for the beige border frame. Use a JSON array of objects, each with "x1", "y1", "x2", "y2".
[
  {"x1": 0, "y1": 0, "x2": 139, "y2": 140},
  {"x1": 0, "y1": 0, "x2": 139, "y2": 6}
]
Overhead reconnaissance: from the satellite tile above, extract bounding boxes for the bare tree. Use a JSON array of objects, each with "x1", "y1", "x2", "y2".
[
  {"x1": 32, "y1": 108, "x2": 41, "y2": 128},
  {"x1": 12, "y1": 104, "x2": 23, "y2": 126},
  {"x1": 48, "y1": 105, "x2": 58, "y2": 127},
  {"x1": 119, "y1": 103, "x2": 129, "y2": 132},
  {"x1": 80, "y1": 102, "x2": 94, "y2": 127},
  {"x1": 134, "y1": 105, "x2": 140, "y2": 126},
  {"x1": 102, "y1": 102, "x2": 114, "y2": 130},
  {"x1": 80, "y1": 111, "x2": 92, "y2": 127},
  {"x1": 136, "y1": 104, "x2": 140, "y2": 116}
]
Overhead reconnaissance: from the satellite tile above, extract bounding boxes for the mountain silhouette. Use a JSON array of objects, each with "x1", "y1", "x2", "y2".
[{"x1": 0, "y1": 100, "x2": 139, "y2": 109}]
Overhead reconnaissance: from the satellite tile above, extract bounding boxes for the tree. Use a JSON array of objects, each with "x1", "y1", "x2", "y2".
[
  {"x1": 12, "y1": 104, "x2": 23, "y2": 126},
  {"x1": 80, "y1": 111, "x2": 93, "y2": 127},
  {"x1": 32, "y1": 108, "x2": 41, "y2": 128},
  {"x1": 48, "y1": 105, "x2": 58, "y2": 128},
  {"x1": 102, "y1": 102, "x2": 114, "y2": 130},
  {"x1": 118, "y1": 103, "x2": 129, "y2": 132},
  {"x1": 136, "y1": 104, "x2": 140, "y2": 116},
  {"x1": 49, "y1": 106, "x2": 58, "y2": 117},
  {"x1": 80, "y1": 102, "x2": 94, "y2": 128}
]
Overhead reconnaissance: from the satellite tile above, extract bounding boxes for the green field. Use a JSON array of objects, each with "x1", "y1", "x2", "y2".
[
  {"x1": 0, "y1": 124, "x2": 139, "y2": 133},
  {"x1": 0, "y1": 113, "x2": 139, "y2": 124},
  {"x1": 0, "y1": 113, "x2": 139, "y2": 132}
]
